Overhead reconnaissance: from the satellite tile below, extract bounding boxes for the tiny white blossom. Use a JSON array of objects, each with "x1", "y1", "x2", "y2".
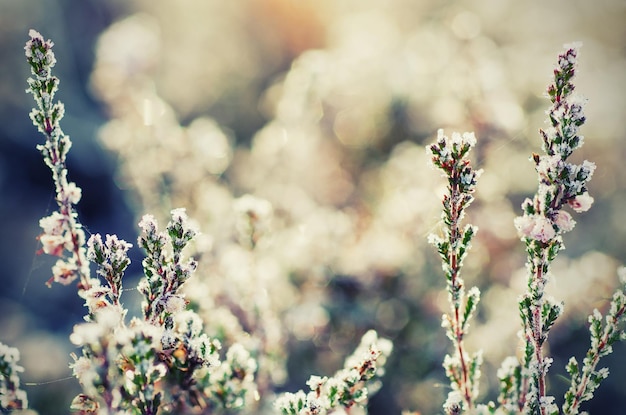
[
  {"x1": 307, "y1": 375, "x2": 328, "y2": 392},
  {"x1": 39, "y1": 211, "x2": 65, "y2": 235},
  {"x1": 40, "y1": 234, "x2": 66, "y2": 256},
  {"x1": 164, "y1": 295, "x2": 187, "y2": 314},
  {"x1": 138, "y1": 214, "x2": 158, "y2": 235},
  {"x1": 65, "y1": 182, "x2": 82, "y2": 204},
  {"x1": 51, "y1": 258, "x2": 78, "y2": 285}
]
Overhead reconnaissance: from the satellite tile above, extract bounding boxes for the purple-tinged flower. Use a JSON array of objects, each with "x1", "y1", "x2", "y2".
[
  {"x1": 24, "y1": 29, "x2": 57, "y2": 80},
  {"x1": 51, "y1": 258, "x2": 79, "y2": 285},
  {"x1": 514, "y1": 215, "x2": 556, "y2": 244},
  {"x1": 552, "y1": 210, "x2": 575, "y2": 233},
  {"x1": 568, "y1": 192, "x2": 594, "y2": 213},
  {"x1": 39, "y1": 234, "x2": 66, "y2": 256}
]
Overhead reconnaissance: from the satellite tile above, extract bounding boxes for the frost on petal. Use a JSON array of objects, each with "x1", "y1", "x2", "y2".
[
  {"x1": 514, "y1": 215, "x2": 556, "y2": 243},
  {"x1": 170, "y1": 207, "x2": 188, "y2": 224},
  {"x1": 138, "y1": 214, "x2": 158, "y2": 234},
  {"x1": 462, "y1": 131, "x2": 477, "y2": 147},
  {"x1": 39, "y1": 211, "x2": 65, "y2": 235},
  {"x1": 164, "y1": 294, "x2": 187, "y2": 314},
  {"x1": 514, "y1": 215, "x2": 535, "y2": 239},
  {"x1": 531, "y1": 216, "x2": 556, "y2": 243},
  {"x1": 40, "y1": 234, "x2": 66, "y2": 256},
  {"x1": 568, "y1": 192, "x2": 594, "y2": 213},
  {"x1": 65, "y1": 182, "x2": 82, "y2": 204},
  {"x1": 52, "y1": 258, "x2": 79, "y2": 285},
  {"x1": 552, "y1": 210, "x2": 575, "y2": 233}
]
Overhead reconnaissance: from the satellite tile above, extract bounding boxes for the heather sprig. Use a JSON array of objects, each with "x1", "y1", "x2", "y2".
[
  {"x1": 137, "y1": 209, "x2": 198, "y2": 328},
  {"x1": 0, "y1": 342, "x2": 29, "y2": 413},
  {"x1": 562, "y1": 267, "x2": 626, "y2": 415},
  {"x1": 25, "y1": 31, "x2": 257, "y2": 414},
  {"x1": 135, "y1": 210, "x2": 259, "y2": 413},
  {"x1": 25, "y1": 29, "x2": 93, "y2": 290},
  {"x1": 274, "y1": 330, "x2": 392, "y2": 415},
  {"x1": 427, "y1": 129, "x2": 483, "y2": 413},
  {"x1": 82, "y1": 234, "x2": 132, "y2": 317},
  {"x1": 20, "y1": 25, "x2": 626, "y2": 415},
  {"x1": 512, "y1": 43, "x2": 595, "y2": 415}
]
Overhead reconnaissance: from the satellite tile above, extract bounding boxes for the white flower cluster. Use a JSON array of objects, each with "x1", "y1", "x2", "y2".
[
  {"x1": 0, "y1": 342, "x2": 28, "y2": 412},
  {"x1": 137, "y1": 210, "x2": 198, "y2": 326},
  {"x1": 24, "y1": 29, "x2": 57, "y2": 80},
  {"x1": 515, "y1": 43, "x2": 595, "y2": 244},
  {"x1": 275, "y1": 330, "x2": 392, "y2": 415},
  {"x1": 69, "y1": 308, "x2": 168, "y2": 414}
]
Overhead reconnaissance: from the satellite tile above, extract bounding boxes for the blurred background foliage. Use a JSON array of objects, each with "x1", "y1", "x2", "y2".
[{"x1": 1, "y1": 0, "x2": 626, "y2": 414}]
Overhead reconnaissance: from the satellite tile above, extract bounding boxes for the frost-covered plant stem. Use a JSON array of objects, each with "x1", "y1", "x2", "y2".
[
  {"x1": 25, "y1": 29, "x2": 93, "y2": 291},
  {"x1": 562, "y1": 269, "x2": 626, "y2": 414},
  {"x1": 513, "y1": 43, "x2": 595, "y2": 415},
  {"x1": 428, "y1": 130, "x2": 482, "y2": 413},
  {"x1": 274, "y1": 330, "x2": 392, "y2": 415}
]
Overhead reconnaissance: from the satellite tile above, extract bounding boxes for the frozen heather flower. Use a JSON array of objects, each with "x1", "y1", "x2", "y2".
[
  {"x1": 40, "y1": 234, "x2": 66, "y2": 256},
  {"x1": 568, "y1": 192, "x2": 594, "y2": 213},
  {"x1": 306, "y1": 375, "x2": 328, "y2": 392},
  {"x1": 65, "y1": 181, "x2": 82, "y2": 204},
  {"x1": 39, "y1": 211, "x2": 65, "y2": 235},
  {"x1": 579, "y1": 160, "x2": 596, "y2": 180},
  {"x1": 429, "y1": 129, "x2": 478, "y2": 174},
  {"x1": 558, "y1": 42, "x2": 581, "y2": 69},
  {"x1": 52, "y1": 258, "x2": 79, "y2": 285},
  {"x1": 167, "y1": 207, "x2": 199, "y2": 251},
  {"x1": 514, "y1": 215, "x2": 556, "y2": 243},
  {"x1": 189, "y1": 334, "x2": 221, "y2": 367},
  {"x1": 24, "y1": 29, "x2": 57, "y2": 79},
  {"x1": 70, "y1": 355, "x2": 95, "y2": 386},
  {"x1": 274, "y1": 391, "x2": 307, "y2": 414},
  {"x1": 540, "y1": 395, "x2": 558, "y2": 414},
  {"x1": 568, "y1": 95, "x2": 587, "y2": 124},
  {"x1": 552, "y1": 210, "x2": 575, "y2": 233},
  {"x1": 170, "y1": 207, "x2": 188, "y2": 224},
  {"x1": 451, "y1": 130, "x2": 477, "y2": 148},
  {"x1": 164, "y1": 294, "x2": 187, "y2": 314},
  {"x1": 536, "y1": 154, "x2": 562, "y2": 180},
  {"x1": 87, "y1": 234, "x2": 132, "y2": 298},
  {"x1": 496, "y1": 356, "x2": 520, "y2": 380},
  {"x1": 174, "y1": 310, "x2": 205, "y2": 338},
  {"x1": 70, "y1": 394, "x2": 100, "y2": 414},
  {"x1": 305, "y1": 393, "x2": 327, "y2": 414},
  {"x1": 443, "y1": 390, "x2": 464, "y2": 414},
  {"x1": 82, "y1": 283, "x2": 115, "y2": 313},
  {"x1": 138, "y1": 213, "x2": 158, "y2": 236}
]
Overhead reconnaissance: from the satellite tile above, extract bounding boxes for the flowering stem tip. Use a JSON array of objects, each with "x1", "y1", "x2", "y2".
[{"x1": 428, "y1": 129, "x2": 483, "y2": 413}]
